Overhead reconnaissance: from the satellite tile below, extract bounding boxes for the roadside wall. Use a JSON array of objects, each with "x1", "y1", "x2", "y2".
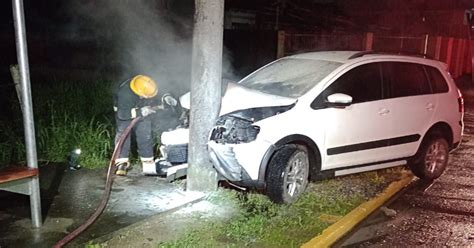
[{"x1": 278, "y1": 31, "x2": 472, "y2": 78}]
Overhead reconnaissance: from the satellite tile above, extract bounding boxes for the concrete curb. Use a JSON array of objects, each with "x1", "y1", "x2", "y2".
[{"x1": 301, "y1": 171, "x2": 414, "y2": 248}]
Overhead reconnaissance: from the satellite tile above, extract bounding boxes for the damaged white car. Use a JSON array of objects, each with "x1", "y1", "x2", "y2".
[{"x1": 157, "y1": 51, "x2": 463, "y2": 204}]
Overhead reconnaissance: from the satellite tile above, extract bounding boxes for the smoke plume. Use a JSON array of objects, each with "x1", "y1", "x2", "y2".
[{"x1": 69, "y1": 0, "x2": 194, "y2": 95}]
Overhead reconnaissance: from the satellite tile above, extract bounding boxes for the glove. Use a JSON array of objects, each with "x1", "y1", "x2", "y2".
[
  {"x1": 163, "y1": 95, "x2": 178, "y2": 107},
  {"x1": 140, "y1": 106, "x2": 156, "y2": 117}
]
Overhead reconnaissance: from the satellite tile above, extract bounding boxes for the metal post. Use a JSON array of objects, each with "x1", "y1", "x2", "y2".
[
  {"x1": 12, "y1": 0, "x2": 42, "y2": 228},
  {"x1": 422, "y1": 34, "x2": 429, "y2": 55},
  {"x1": 365, "y1": 32, "x2": 374, "y2": 51},
  {"x1": 277, "y1": 30, "x2": 286, "y2": 58},
  {"x1": 187, "y1": 1, "x2": 224, "y2": 192}
]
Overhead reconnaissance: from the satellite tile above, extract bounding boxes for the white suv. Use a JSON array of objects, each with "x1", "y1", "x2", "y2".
[{"x1": 159, "y1": 51, "x2": 464, "y2": 203}]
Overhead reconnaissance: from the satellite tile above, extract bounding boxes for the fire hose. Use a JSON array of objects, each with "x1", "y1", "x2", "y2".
[{"x1": 54, "y1": 117, "x2": 141, "y2": 248}]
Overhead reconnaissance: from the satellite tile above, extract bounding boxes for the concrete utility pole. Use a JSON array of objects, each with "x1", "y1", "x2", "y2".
[{"x1": 187, "y1": 1, "x2": 224, "y2": 192}]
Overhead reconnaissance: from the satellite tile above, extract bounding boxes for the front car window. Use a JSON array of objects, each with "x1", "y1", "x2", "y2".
[
  {"x1": 238, "y1": 58, "x2": 342, "y2": 98},
  {"x1": 311, "y1": 63, "x2": 383, "y2": 109}
]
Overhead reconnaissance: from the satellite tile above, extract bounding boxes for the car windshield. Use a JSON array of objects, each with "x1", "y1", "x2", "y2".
[{"x1": 238, "y1": 58, "x2": 342, "y2": 98}]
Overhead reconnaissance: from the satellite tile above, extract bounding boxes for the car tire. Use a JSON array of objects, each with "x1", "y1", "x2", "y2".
[
  {"x1": 266, "y1": 144, "x2": 310, "y2": 204},
  {"x1": 409, "y1": 135, "x2": 449, "y2": 181}
]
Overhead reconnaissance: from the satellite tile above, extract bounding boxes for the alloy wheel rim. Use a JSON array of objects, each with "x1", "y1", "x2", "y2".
[
  {"x1": 286, "y1": 151, "x2": 309, "y2": 197},
  {"x1": 425, "y1": 140, "x2": 447, "y2": 174}
]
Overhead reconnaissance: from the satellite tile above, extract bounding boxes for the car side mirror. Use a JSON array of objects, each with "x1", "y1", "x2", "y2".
[{"x1": 326, "y1": 93, "x2": 352, "y2": 108}]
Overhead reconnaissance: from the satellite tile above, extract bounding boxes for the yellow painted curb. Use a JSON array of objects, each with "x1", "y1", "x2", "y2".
[{"x1": 301, "y1": 171, "x2": 414, "y2": 248}]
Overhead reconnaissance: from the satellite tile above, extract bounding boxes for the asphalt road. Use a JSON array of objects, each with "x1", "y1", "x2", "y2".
[{"x1": 337, "y1": 103, "x2": 474, "y2": 247}]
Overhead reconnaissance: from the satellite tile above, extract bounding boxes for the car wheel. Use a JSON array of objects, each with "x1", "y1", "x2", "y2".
[
  {"x1": 409, "y1": 136, "x2": 449, "y2": 180},
  {"x1": 266, "y1": 144, "x2": 309, "y2": 204}
]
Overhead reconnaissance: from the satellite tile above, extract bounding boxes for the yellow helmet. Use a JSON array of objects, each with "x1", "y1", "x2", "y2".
[{"x1": 130, "y1": 75, "x2": 158, "y2": 98}]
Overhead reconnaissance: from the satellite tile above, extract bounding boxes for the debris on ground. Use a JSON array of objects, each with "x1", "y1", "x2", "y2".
[{"x1": 380, "y1": 206, "x2": 397, "y2": 218}]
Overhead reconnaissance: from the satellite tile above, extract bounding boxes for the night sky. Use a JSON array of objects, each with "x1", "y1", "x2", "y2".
[{"x1": 0, "y1": 0, "x2": 472, "y2": 84}]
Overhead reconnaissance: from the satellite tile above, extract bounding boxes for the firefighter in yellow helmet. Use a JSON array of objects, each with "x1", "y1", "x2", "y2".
[{"x1": 113, "y1": 75, "x2": 161, "y2": 176}]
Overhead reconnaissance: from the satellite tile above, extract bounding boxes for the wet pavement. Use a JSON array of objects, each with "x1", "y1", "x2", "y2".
[
  {"x1": 0, "y1": 164, "x2": 202, "y2": 247},
  {"x1": 338, "y1": 100, "x2": 474, "y2": 247}
]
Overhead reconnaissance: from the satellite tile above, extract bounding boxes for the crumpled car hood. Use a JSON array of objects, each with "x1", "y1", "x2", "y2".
[{"x1": 179, "y1": 82, "x2": 296, "y2": 115}]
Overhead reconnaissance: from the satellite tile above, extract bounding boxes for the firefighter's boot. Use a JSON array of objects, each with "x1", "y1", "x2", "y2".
[
  {"x1": 115, "y1": 158, "x2": 131, "y2": 176},
  {"x1": 141, "y1": 157, "x2": 156, "y2": 175}
]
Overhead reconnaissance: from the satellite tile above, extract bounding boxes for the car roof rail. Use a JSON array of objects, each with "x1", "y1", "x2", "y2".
[
  {"x1": 348, "y1": 50, "x2": 433, "y2": 60},
  {"x1": 348, "y1": 50, "x2": 377, "y2": 59},
  {"x1": 395, "y1": 51, "x2": 433, "y2": 59}
]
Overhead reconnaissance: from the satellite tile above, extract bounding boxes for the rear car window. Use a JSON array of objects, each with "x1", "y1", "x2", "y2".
[
  {"x1": 383, "y1": 62, "x2": 431, "y2": 98},
  {"x1": 425, "y1": 66, "x2": 449, "y2": 93}
]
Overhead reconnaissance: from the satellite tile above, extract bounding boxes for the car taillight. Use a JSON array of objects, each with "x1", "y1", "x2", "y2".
[{"x1": 457, "y1": 89, "x2": 464, "y2": 113}]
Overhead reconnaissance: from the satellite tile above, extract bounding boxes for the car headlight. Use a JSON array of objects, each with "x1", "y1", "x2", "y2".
[
  {"x1": 210, "y1": 116, "x2": 260, "y2": 144},
  {"x1": 209, "y1": 104, "x2": 294, "y2": 144}
]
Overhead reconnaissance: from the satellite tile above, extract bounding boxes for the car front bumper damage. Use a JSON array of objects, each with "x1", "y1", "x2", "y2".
[
  {"x1": 160, "y1": 129, "x2": 272, "y2": 185},
  {"x1": 207, "y1": 139, "x2": 273, "y2": 184}
]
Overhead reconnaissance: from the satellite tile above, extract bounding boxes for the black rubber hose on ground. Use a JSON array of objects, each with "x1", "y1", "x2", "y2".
[{"x1": 54, "y1": 117, "x2": 141, "y2": 248}]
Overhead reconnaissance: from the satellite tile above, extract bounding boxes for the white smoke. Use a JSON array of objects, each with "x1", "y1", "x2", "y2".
[
  {"x1": 68, "y1": 0, "x2": 239, "y2": 95},
  {"x1": 69, "y1": 0, "x2": 194, "y2": 95}
]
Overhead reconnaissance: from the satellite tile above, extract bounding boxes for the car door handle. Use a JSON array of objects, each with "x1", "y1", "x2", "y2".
[
  {"x1": 378, "y1": 108, "x2": 390, "y2": 115},
  {"x1": 426, "y1": 103, "x2": 434, "y2": 110}
]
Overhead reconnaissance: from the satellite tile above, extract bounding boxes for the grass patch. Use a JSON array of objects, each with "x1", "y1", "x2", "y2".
[
  {"x1": 157, "y1": 168, "x2": 404, "y2": 248},
  {"x1": 36, "y1": 111, "x2": 112, "y2": 168},
  {"x1": 0, "y1": 80, "x2": 114, "y2": 168}
]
